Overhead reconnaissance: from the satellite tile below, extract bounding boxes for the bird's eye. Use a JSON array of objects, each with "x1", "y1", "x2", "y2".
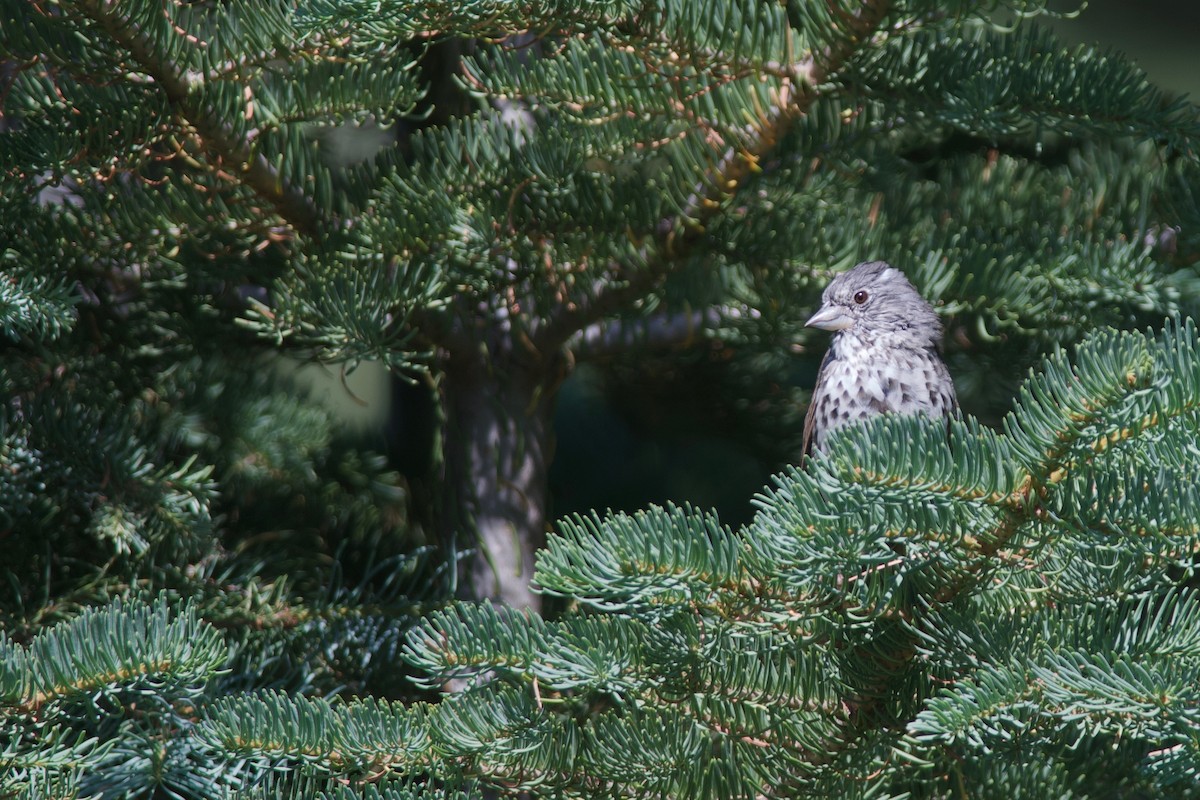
[{"x1": 853, "y1": 290, "x2": 869, "y2": 305}]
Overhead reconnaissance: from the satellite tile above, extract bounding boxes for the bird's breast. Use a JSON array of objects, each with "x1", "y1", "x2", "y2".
[{"x1": 819, "y1": 340, "x2": 953, "y2": 430}]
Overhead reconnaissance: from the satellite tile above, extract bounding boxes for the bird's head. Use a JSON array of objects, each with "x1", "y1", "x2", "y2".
[{"x1": 804, "y1": 261, "x2": 943, "y2": 348}]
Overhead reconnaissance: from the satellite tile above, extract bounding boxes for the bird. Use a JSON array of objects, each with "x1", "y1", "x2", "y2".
[{"x1": 801, "y1": 260, "x2": 957, "y2": 458}]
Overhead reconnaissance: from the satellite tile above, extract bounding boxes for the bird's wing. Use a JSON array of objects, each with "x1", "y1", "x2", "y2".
[
  {"x1": 934, "y1": 348, "x2": 959, "y2": 416},
  {"x1": 801, "y1": 347, "x2": 836, "y2": 460}
]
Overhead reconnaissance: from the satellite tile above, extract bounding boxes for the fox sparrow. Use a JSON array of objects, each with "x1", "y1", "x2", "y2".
[{"x1": 802, "y1": 261, "x2": 957, "y2": 457}]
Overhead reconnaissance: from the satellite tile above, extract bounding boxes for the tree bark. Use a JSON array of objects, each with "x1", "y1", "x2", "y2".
[{"x1": 438, "y1": 346, "x2": 562, "y2": 610}]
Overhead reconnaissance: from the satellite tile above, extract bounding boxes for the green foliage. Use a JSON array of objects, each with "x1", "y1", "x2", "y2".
[
  {"x1": 848, "y1": 24, "x2": 1200, "y2": 148},
  {"x1": 2, "y1": 0, "x2": 444, "y2": 790},
  {"x1": 399, "y1": 320, "x2": 1200, "y2": 797},
  {"x1": 0, "y1": 250, "x2": 77, "y2": 341},
  {"x1": 1, "y1": 596, "x2": 226, "y2": 796},
  {"x1": 4, "y1": 0, "x2": 1200, "y2": 796},
  {"x1": 79, "y1": 320, "x2": 1192, "y2": 798},
  {"x1": 21, "y1": 595, "x2": 225, "y2": 706},
  {"x1": 200, "y1": 691, "x2": 433, "y2": 776},
  {"x1": 293, "y1": 0, "x2": 641, "y2": 39}
]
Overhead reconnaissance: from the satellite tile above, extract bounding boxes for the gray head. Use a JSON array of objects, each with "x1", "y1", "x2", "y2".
[{"x1": 805, "y1": 261, "x2": 943, "y2": 348}]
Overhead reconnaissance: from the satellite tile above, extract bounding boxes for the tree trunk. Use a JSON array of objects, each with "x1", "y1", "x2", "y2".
[{"x1": 438, "y1": 347, "x2": 562, "y2": 610}]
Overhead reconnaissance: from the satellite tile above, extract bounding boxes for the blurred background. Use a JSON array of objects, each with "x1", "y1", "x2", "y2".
[{"x1": 1046, "y1": 0, "x2": 1200, "y2": 97}]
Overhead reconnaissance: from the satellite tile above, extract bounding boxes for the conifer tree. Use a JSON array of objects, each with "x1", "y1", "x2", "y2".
[
  {"x1": 3, "y1": 0, "x2": 1200, "y2": 797},
  {"x1": 6, "y1": 0, "x2": 1198, "y2": 611}
]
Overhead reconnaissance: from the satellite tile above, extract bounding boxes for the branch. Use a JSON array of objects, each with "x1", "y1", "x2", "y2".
[
  {"x1": 535, "y1": 0, "x2": 897, "y2": 351},
  {"x1": 569, "y1": 305, "x2": 757, "y2": 359},
  {"x1": 77, "y1": 0, "x2": 324, "y2": 238}
]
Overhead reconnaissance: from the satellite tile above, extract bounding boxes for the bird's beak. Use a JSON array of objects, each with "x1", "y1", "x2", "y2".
[{"x1": 805, "y1": 304, "x2": 854, "y2": 331}]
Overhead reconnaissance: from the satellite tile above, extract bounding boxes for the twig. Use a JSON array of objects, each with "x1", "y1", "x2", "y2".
[
  {"x1": 536, "y1": 0, "x2": 897, "y2": 351},
  {"x1": 75, "y1": 0, "x2": 323, "y2": 238}
]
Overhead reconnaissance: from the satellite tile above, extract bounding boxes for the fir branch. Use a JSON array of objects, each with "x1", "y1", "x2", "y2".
[
  {"x1": 198, "y1": 692, "x2": 434, "y2": 775},
  {"x1": 8, "y1": 595, "x2": 225, "y2": 715},
  {"x1": 848, "y1": 25, "x2": 1200, "y2": 152},
  {"x1": 293, "y1": 0, "x2": 642, "y2": 38},
  {"x1": 72, "y1": 0, "x2": 324, "y2": 237},
  {"x1": 534, "y1": 0, "x2": 897, "y2": 351},
  {"x1": 0, "y1": 254, "x2": 78, "y2": 342}
]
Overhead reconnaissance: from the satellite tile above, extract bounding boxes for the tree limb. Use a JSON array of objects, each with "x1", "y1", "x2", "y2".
[
  {"x1": 535, "y1": 0, "x2": 897, "y2": 352},
  {"x1": 77, "y1": 0, "x2": 324, "y2": 238},
  {"x1": 569, "y1": 305, "x2": 758, "y2": 359}
]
